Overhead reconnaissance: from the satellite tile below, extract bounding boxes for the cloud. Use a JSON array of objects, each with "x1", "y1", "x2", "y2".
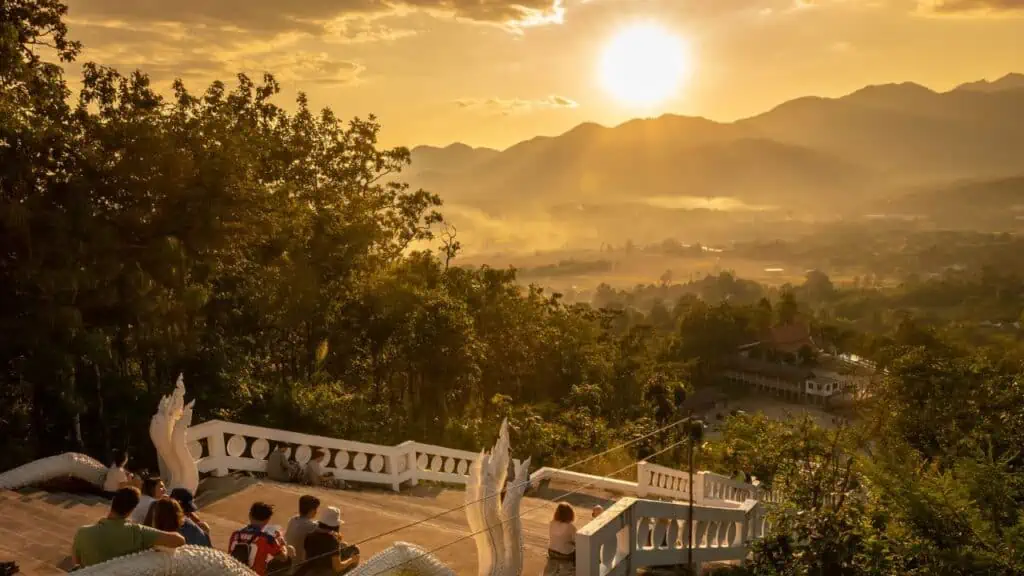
[
  {"x1": 65, "y1": 18, "x2": 366, "y2": 87},
  {"x1": 239, "y1": 52, "x2": 365, "y2": 85},
  {"x1": 68, "y1": 0, "x2": 567, "y2": 33},
  {"x1": 918, "y1": 0, "x2": 1024, "y2": 14},
  {"x1": 455, "y1": 95, "x2": 579, "y2": 115}
]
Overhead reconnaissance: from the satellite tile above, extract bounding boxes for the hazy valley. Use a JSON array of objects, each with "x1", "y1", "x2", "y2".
[{"x1": 407, "y1": 73, "x2": 1024, "y2": 280}]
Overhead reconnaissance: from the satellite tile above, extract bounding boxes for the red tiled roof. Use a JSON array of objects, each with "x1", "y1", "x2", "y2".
[{"x1": 766, "y1": 322, "x2": 814, "y2": 354}]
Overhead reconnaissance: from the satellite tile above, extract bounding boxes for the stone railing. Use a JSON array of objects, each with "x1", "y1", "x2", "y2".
[
  {"x1": 636, "y1": 461, "x2": 700, "y2": 501},
  {"x1": 535, "y1": 463, "x2": 765, "y2": 508},
  {"x1": 186, "y1": 420, "x2": 516, "y2": 492},
  {"x1": 575, "y1": 496, "x2": 767, "y2": 576},
  {"x1": 702, "y1": 471, "x2": 757, "y2": 503},
  {"x1": 187, "y1": 419, "x2": 770, "y2": 505}
]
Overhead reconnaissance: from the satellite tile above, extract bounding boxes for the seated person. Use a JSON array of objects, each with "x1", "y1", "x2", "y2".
[
  {"x1": 591, "y1": 505, "x2": 603, "y2": 520},
  {"x1": 132, "y1": 476, "x2": 166, "y2": 524},
  {"x1": 169, "y1": 488, "x2": 211, "y2": 535},
  {"x1": 296, "y1": 506, "x2": 360, "y2": 576},
  {"x1": 229, "y1": 502, "x2": 294, "y2": 576},
  {"x1": 150, "y1": 497, "x2": 212, "y2": 547},
  {"x1": 285, "y1": 495, "x2": 321, "y2": 562},
  {"x1": 72, "y1": 487, "x2": 185, "y2": 568},
  {"x1": 267, "y1": 444, "x2": 300, "y2": 482},
  {"x1": 547, "y1": 503, "x2": 576, "y2": 563},
  {"x1": 102, "y1": 449, "x2": 135, "y2": 495},
  {"x1": 304, "y1": 450, "x2": 331, "y2": 487}
]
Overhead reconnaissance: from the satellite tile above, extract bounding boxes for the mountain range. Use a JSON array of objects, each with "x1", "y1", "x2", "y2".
[{"x1": 406, "y1": 73, "x2": 1024, "y2": 215}]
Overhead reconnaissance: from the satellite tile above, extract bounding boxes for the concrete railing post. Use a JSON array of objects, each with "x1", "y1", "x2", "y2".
[
  {"x1": 206, "y1": 422, "x2": 228, "y2": 477},
  {"x1": 636, "y1": 461, "x2": 649, "y2": 498}
]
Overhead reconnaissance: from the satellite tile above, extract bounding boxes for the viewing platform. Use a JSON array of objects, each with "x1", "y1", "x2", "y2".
[{"x1": 0, "y1": 416, "x2": 771, "y2": 575}]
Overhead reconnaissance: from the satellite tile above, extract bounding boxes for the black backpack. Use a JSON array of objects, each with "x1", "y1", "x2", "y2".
[{"x1": 229, "y1": 532, "x2": 257, "y2": 567}]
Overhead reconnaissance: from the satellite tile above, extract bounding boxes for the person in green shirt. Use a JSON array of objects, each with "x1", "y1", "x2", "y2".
[{"x1": 72, "y1": 487, "x2": 186, "y2": 568}]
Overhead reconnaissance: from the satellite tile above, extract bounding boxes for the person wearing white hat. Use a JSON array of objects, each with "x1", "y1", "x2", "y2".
[{"x1": 294, "y1": 506, "x2": 360, "y2": 575}]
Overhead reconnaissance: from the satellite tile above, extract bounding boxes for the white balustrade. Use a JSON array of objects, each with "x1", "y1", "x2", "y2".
[
  {"x1": 187, "y1": 419, "x2": 771, "y2": 508},
  {"x1": 186, "y1": 420, "x2": 520, "y2": 491},
  {"x1": 636, "y1": 461, "x2": 700, "y2": 501},
  {"x1": 530, "y1": 467, "x2": 641, "y2": 495},
  {"x1": 575, "y1": 497, "x2": 766, "y2": 576},
  {"x1": 702, "y1": 472, "x2": 756, "y2": 503}
]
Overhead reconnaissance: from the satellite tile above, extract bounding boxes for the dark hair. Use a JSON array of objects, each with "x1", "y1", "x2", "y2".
[
  {"x1": 312, "y1": 449, "x2": 326, "y2": 460},
  {"x1": 276, "y1": 443, "x2": 289, "y2": 451},
  {"x1": 151, "y1": 498, "x2": 184, "y2": 532},
  {"x1": 553, "y1": 503, "x2": 575, "y2": 524},
  {"x1": 249, "y1": 501, "x2": 275, "y2": 522},
  {"x1": 110, "y1": 487, "x2": 142, "y2": 517},
  {"x1": 299, "y1": 495, "x2": 321, "y2": 517},
  {"x1": 317, "y1": 522, "x2": 339, "y2": 533},
  {"x1": 111, "y1": 449, "x2": 128, "y2": 467},
  {"x1": 141, "y1": 476, "x2": 164, "y2": 497}
]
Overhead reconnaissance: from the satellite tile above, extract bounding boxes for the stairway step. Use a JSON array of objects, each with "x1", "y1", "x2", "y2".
[
  {"x1": 0, "y1": 525, "x2": 69, "y2": 566},
  {"x1": 4, "y1": 495, "x2": 99, "y2": 537}
]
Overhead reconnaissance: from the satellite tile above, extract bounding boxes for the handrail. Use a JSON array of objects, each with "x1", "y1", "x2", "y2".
[
  {"x1": 575, "y1": 496, "x2": 767, "y2": 576},
  {"x1": 186, "y1": 419, "x2": 767, "y2": 501}
]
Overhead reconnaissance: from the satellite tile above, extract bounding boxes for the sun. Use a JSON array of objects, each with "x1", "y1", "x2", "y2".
[{"x1": 599, "y1": 23, "x2": 692, "y2": 108}]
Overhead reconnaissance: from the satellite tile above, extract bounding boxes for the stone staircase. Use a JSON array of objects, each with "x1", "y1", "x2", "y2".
[
  {"x1": 0, "y1": 474, "x2": 604, "y2": 575},
  {"x1": 0, "y1": 489, "x2": 111, "y2": 575}
]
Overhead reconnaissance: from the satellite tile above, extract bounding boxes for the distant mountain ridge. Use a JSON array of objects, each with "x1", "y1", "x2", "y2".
[
  {"x1": 407, "y1": 73, "x2": 1024, "y2": 214},
  {"x1": 954, "y1": 73, "x2": 1024, "y2": 93}
]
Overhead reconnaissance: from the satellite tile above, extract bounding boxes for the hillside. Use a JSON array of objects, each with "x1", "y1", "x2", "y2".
[
  {"x1": 408, "y1": 75, "x2": 1024, "y2": 216},
  {"x1": 871, "y1": 175, "x2": 1024, "y2": 229}
]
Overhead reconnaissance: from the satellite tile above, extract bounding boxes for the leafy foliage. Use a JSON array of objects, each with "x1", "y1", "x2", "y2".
[{"x1": 0, "y1": 2, "x2": 698, "y2": 472}]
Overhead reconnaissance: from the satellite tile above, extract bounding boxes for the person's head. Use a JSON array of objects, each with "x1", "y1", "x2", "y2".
[
  {"x1": 553, "y1": 503, "x2": 575, "y2": 524},
  {"x1": 299, "y1": 494, "x2": 321, "y2": 519},
  {"x1": 151, "y1": 497, "x2": 185, "y2": 532},
  {"x1": 313, "y1": 449, "x2": 326, "y2": 463},
  {"x1": 276, "y1": 444, "x2": 289, "y2": 453},
  {"x1": 142, "y1": 476, "x2": 166, "y2": 499},
  {"x1": 110, "y1": 487, "x2": 142, "y2": 518},
  {"x1": 169, "y1": 488, "x2": 198, "y2": 514},
  {"x1": 317, "y1": 506, "x2": 343, "y2": 533},
  {"x1": 249, "y1": 501, "x2": 275, "y2": 526},
  {"x1": 591, "y1": 505, "x2": 604, "y2": 519},
  {"x1": 111, "y1": 449, "x2": 128, "y2": 468}
]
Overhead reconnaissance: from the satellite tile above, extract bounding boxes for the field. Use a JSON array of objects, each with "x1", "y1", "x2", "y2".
[{"x1": 458, "y1": 249, "x2": 829, "y2": 295}]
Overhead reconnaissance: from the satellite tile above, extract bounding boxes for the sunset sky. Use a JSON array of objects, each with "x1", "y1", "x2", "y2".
[{"x1": 64, "y1": 0, "x2": 1023, "y2": 149}]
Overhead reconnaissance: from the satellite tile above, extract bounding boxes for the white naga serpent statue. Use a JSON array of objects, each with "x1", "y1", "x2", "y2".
[{"x1": 0, "y1": 377, "x2": 532, "y2": 576}]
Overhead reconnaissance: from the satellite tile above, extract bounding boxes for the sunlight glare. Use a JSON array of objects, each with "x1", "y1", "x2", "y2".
[{"x1": 599, "y1": 23, "x2": 692, "y2": 108}]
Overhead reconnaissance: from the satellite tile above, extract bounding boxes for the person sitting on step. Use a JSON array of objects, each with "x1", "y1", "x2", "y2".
[
  {"x1": 132, "y1": 476, "x2": 166, "y2": 524},
  {"x1": 304, "y1": 450, "x2": 339, "y2": 488},
  {"x1": 228, "y1": 502, "x2": 294, "y2": 576},
  {"x1": 267, "y1": 444, "x2": 301, "y2": 483},
  {"x1": 149, "y1": 497, "x2": 212, "y2": 547},
  {"x1": 102, "y1": 449, "x2": 137, "y2": 496},
  {"x1": 169, "y1": 487, "x2": 211, "y2": 535},
  {"x1": 285, "y1": 495, "x2": 321, "y2": 563},
  {"x1": 547, "y1": 503, "x2": 577, "y2": 564},
  {"x1": 71, "y1": 487, "x2": 185, "y2": 569},
  {"x1": 296, "y1": 506, "x2": 360, "y2": 576}
]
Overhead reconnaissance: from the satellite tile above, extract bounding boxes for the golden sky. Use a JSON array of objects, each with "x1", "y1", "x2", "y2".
[{"x1": 64, "y1": 0, "x2": 1024, "y2": 149}]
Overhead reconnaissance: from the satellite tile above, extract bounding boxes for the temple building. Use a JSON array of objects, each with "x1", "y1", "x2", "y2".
[{"x1": 723, "y1": 322, "x2": 876, "y2": 405}]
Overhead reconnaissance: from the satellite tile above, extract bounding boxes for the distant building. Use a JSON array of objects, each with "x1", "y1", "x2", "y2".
[{"x1": 724, "y1": 323, "x2": 876, "y2": 405}]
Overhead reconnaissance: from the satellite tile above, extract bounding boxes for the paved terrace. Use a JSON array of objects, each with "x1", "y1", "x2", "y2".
[{"x1": 0, "y1": 473, "x2": 620, "y2": 575}]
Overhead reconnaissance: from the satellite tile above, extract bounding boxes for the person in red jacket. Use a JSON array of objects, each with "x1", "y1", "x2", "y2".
[{"x1": 229, "y1": 502, "x2": 295, "y2": 575}]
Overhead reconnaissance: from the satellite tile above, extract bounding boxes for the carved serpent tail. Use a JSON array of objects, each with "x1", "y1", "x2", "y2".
[{"x1": 0, "y1": 452, "x2": 107, "y2": 490}]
